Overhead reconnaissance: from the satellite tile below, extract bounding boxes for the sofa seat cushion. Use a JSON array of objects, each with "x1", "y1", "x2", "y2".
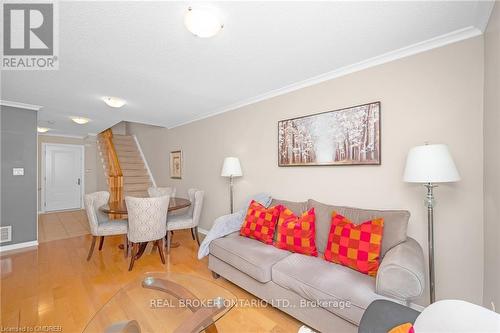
[
  {"x1": 272, "y1": 253, "x2": 391, "y2": 324},
  {"x1": 210, "y1": 235, "x2": 291, "y2": 283}
]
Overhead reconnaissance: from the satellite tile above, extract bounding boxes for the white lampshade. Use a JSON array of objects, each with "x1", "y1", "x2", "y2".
[
  {"x1": 403, "y1": 144, "x2": 461, "y2": 183},
  {"x1": 221, "y1": 157, "x2": 242, "y2": 177}
]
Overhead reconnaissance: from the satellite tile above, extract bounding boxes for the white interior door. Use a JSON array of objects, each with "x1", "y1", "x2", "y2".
[{"x1": 44, "y1": 144, "x2": 83, "y2": 212}]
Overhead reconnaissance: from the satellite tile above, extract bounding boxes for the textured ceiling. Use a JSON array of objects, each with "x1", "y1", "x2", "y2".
[{"x1": 0, "y1": 1, "x2": 494, "y2": 136}]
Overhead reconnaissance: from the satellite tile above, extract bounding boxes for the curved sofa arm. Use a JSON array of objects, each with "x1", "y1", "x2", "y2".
[{"x1": 376, "y1": 237, "x2": 425, "y2": 301}]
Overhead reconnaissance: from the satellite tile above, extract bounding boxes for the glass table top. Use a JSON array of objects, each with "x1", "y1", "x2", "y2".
[{"x1": 83, "y1": 272, "x2": 236, "y2": 333}]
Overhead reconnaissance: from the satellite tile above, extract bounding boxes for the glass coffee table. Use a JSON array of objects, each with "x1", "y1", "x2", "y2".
[{"x1": 83, "y1": 272, "x2": 236, "y2": 333}]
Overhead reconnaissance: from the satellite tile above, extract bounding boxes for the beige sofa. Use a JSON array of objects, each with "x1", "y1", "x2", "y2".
[{"x1": 208, "y1": 199, "x2": 426, "y2": 333}]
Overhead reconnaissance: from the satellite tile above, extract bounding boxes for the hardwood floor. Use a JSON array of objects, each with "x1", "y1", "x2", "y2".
[{"x1": 2, "y1": 214, "x2": 301, "y2": 332}]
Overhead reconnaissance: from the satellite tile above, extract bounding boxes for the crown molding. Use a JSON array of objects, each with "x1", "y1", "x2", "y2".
[
  {"x1": 38, "y1": 133, "x2": 86, "y2": 139},
  {"x1": 0, "y1": 100, "x2": 43, "y2": 111},
  {"x1": 169, "y1": 26, "x2": 482, "y2": 129}
]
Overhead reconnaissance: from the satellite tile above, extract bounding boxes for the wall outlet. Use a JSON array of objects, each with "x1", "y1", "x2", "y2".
[{"x1": 12, "y1": 168, "x2": 24, "y2": 176}]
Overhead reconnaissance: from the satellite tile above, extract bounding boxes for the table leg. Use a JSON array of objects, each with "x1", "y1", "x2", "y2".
[{"x1": 169, "y1": 231, "x2": 180, "y2": 249}]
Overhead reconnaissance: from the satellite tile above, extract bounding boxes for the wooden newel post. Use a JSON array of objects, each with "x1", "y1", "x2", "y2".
[{"x1": 99, "y1": 129, "x2": 124, "y2": 220}]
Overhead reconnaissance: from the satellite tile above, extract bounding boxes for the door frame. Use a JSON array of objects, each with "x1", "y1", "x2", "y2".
[{"x1": 41, "y1": 143, "x2": 85, "y2": 213}]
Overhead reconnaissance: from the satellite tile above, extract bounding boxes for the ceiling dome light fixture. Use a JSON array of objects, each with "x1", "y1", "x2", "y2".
[
  {"x1": 37, "y1": 127, "x2": 50, "y2": 133},
  {"x1": 184, "y1": 6, "x2": 223, "y2": 38},
  {"x1": 103, "y1": 96, "x2": 126, "y2": 108},
  {"x1": 71, "y1": 117, "x2": 90, "y2": 125}
]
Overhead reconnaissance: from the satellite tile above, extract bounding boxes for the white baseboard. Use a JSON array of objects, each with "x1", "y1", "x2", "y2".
[
  {"x1": 197, "y1": 227, "x2": 209, "y2": 235},
  {"x1": 0, "y1": 240, "x2": 38, "y2": 253}
]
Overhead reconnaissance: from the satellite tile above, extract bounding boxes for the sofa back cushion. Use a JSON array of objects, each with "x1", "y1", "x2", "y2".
[
  {"x1": 307, "y1": 199, "x2": 409, "y2": 257},
  {"x1": 270, "y1": 199, "x2": 307, "y2": 216}
]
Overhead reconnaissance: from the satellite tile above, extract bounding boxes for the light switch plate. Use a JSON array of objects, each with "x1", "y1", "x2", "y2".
[{"x1": 13, "y1": 168, "x2": 24, "y2": 176}]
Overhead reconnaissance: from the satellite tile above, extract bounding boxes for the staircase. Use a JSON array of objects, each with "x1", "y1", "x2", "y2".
[{"x1": 98, "y1": 132, "x2": 153, "y2": 199}]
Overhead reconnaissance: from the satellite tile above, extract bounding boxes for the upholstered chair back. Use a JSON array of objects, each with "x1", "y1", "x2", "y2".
[
  {"x1": 148, "y1": 187, "x2": 176, "y2": 198},
  {"x1": 125, "y1": 195, "x2": 169, "y2": 243},
  {"x1": 84, "y1": 191, "x2": 110, "y2": 235},
  {"x1": 189, "y1": 189, "x2": 204, "y2": 227}
]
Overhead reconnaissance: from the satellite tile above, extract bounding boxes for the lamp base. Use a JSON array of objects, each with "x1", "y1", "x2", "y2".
[
  {"x1": 424, "y1": 183, "x2": 436, "y2": 304},
  {"x1": 229, "y1": 175, "x2": 234, "y2": 214}
]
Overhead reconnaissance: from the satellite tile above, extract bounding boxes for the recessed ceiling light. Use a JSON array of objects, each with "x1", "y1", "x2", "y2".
[
  {"x1": 37, "y1": 127, "x2": 50, "y2": 133},
  {"x1": 103, "y1": 96, "x2": 126, "y2": 108},
  {"x1": 71, "y1": 117, "x2": 90, "y2": 125},
  {"x1": 184, "y1": 6, "x2": 223, "y2": 38}
]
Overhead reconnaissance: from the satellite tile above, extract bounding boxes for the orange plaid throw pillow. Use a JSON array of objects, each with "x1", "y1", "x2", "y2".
[
  {"x1": 324, "y1": 212, "x2": 384, "y2": 277},
  {"x1": 389, "y1": 323, "x2": 414, "y2": 333},
  {"x1": 274, "y1": 207, "x2": 318, "y2": 256},
  {"x1": 240, "y1": 200, "x2": 282, "y2": 244}
]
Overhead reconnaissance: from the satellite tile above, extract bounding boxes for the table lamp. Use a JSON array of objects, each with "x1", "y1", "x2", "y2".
[
  {"x1": 221, "y1": 157, "x2": 242, "y2": 213},
  {"x1": 403, "y1": 143, "x2": 460, "y2": 303}
]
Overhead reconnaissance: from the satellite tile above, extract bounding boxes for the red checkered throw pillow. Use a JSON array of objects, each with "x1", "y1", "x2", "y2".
[
  {"x1": 274, "y1": 207, "x2": 317, "y2": 256},
  {"x1": 324, "y1": 212, "x2": 384, "y2": 277},
  {"x1": 240, "y1": 200, "x2": 282, "y2": 244}
]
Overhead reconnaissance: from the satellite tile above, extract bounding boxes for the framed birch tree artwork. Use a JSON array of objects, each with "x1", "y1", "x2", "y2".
[
  {"x1": 170, "y1": 150, "x2": 182, "y2": 179},
  {"x1": 278, "y1": 102, "x2": 381, "y2": 166}
]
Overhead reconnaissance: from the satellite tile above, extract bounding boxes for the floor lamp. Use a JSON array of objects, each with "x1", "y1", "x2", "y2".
[
  {"x1": 403, "y1": 143, "x2": 460, "y2": 303},
  {"x1": 221, "y1": 157, "x2": 242, "y2": 214}
]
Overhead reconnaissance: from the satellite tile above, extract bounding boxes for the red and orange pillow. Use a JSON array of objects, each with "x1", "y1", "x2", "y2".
[
  {"x1": 274, "y1": 207, "x2": 318, "y2": 256},
  {"x1": 324, "y1": 212, "x2": 384, "y2": 276},
  {"x1": 240, "y1": 200, "x2": 282, "y2": 244},
  {"x1": 389, "y1": 323, "x2": 414, "y2": 333}
]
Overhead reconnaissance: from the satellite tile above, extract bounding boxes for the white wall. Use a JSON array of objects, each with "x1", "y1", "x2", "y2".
[
  {"x1": 128, "y1": 36, "x2": 485, "y2": 306},
  {"x1": 111, "y1": 121, "x2": 127, "y2": 135},
  {"x1": 483, "y1": 2, "x2": 500, "y2": 312}
]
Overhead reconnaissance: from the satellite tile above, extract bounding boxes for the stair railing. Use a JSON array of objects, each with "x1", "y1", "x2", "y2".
[{"x1": 99, "y1": 129, "x2": 124, "y2": 218}]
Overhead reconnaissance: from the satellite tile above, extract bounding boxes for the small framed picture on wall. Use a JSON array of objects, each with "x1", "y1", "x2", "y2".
[{"x1": 170, "y1": 150, "x2": 182, "y2": 179}]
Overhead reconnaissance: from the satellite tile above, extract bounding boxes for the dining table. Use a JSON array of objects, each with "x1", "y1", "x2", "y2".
[
  {"x1": 100, "y1": 197, "x2": 191, "y2": 215},
  {"x1": 99, "y1": 197, "x2": 191, "y2": 255}
]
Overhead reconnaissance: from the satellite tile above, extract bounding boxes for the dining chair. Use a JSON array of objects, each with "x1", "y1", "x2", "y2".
[
  {"x1": 84, "y1": 191, "x2": 128, "y2": 261},
  {"x1": 125, "y1": 195, "x2": 170, "y2": 271},
  {"x1": 166, "y1": 189, "x2": 204, "y2": 253},
  {"x1": 148, "y1": 186, "x2": 176, "y2": 198}
]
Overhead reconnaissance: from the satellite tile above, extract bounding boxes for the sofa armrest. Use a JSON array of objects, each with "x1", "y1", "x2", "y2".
[{"x1": 376, "y1": 237, "x2": 425, "y2": 301}]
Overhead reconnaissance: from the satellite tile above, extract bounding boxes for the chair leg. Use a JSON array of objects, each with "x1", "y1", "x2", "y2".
[
  {"x1": 87, "y1": 236, "x2": 97, "y2": 261},
  {"x1": 98, "y1": 236, "x2": 105, "y2": 251},
  {"x1": 194, "y1": 227, "x2": 200, "y2": 246},
  {"x1": 124, "y1": 235, "x2": 129, "y2": 258},
  {"x1": 166, "y1": 230, "x2": 171, "y2": 254},
  {"x1": 157, "y1": 239, "x2": 165, "y2": 264},
  {"x1": 128, "y1": 243, "x2": 137, "y2": 271},
  {"x1": 190, "y1": 228, "x2": 196, "y2": 240}
]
